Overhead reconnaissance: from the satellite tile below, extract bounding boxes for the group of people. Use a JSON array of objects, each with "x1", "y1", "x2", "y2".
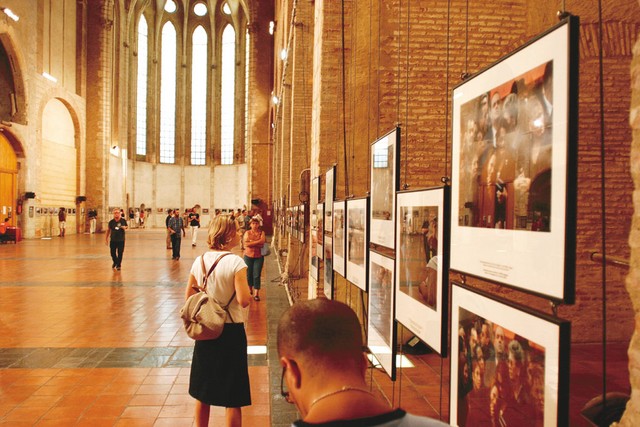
[
  {"x1": 458, "y1": 61, "x2": 553, "y2": 231},
  {"x1": 457, "y1": 316, "x2": 545, "y2": 427},
  {"x1": 184, "y1": 213, "x2": 447, "y2": 427}
]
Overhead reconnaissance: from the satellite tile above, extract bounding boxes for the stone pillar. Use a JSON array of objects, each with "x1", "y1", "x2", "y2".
[{"x1": 85, "y1": 0, "x2": 114, "y2": 227}]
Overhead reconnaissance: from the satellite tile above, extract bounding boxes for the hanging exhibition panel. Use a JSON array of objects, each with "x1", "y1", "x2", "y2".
[{"x1": 449, "y1": 16, "x2": 579, "y2": 303}]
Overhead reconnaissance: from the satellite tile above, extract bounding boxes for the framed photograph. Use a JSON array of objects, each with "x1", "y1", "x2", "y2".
[
  {"x1": 292, "y1": 205, "x2": 299, "y2": 239},
  {"x1": 325, "y1": 165, "x2": 336, "y2": 233},
  {"x1": 317, "y1": 203, "x2": 324, "y2": 260},
  {"x1": 450, "y1": 16, "x2": 578, "y2": 303},
  {"x1": 367, "y1": 250, "x2": 397, "y2": 380},
  {"x1": 370, "y1": 127, "x2": 400, "y2": 250},
  {"x1": 36, "y1": 207, "x2": 42, "y2": 215},
  {"x1": 346, "y1": 197, "x2": 368, "y2": 291},
  {"x1": 298, "y1": 204, "x2": 306, "y2": 243},
  {"x1": 310, "y1": 205, "x2": 320, "y2": 282},
  {"x1": 202, "y1": 208, "x2": 209, "y2": 214},
  {"x1": 333, "y1": 200, "x2": 346, "y2": 277},
  {"x1": 450, "y1": 282, "x2": 570, "y2": 427},
  {"x1": 324, "y1": 236, "x2": 333, "y2": 299},
  {"x1": 395, "y1": 186, "x2": 450, "y2": 356}
]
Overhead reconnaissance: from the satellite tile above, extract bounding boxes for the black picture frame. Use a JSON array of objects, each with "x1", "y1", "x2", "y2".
[
  {"x1": 346, "y1": 197, "x2": 369, "y2": 291},
  {"x1": 333, "y1": 200, "x2": 346, "y2": 277},
  {"x1": 395, "y1": 186, "x2": 450, "y2": 356},
  {"x1": 369, "y1": 127, "x2": 401, "y2": 250},
  {"x1": 450, "y1": 282, "x2": 570, "y2": 427},
  {"x1": 449, "y1": 16, "x2": 579, "y2": 303},
  {"x1": 367, "y1": 249, "x2": 397, "y2": 380},
  {"x1": 325, "y1": 165, "x2": 336, "y2": 233}
]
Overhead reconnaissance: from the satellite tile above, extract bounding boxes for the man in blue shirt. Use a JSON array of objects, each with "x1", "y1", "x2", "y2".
[{"x1": 168, "y1": 209, "x2": 185, "y2": 260}]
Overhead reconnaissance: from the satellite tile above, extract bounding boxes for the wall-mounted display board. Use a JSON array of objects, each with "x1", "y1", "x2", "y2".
[
  {"x1": 367, "y1": 249, "x2": 397, "y2": 380},
  {"x1": 325, "y1": 165, "x2": 335, "y2": 233},
  {"x1": 449, "y1": 16, "x2": 579, "y2": 303},
  {"x1": 369, "y1": 127, "x2": 400, "y2": 250},
  {"x1": 297, "y1": 204, "x2": 306, "y2": 243},
  {"x1": 317, "y1": 203, "x2": 324, "y2": 260},
  {"x1": 395, "y1": 186, "x2": 450, "y2": 356},
  {"x1": 333, "y1": 200, "x2": 346, "y2": 277},
  {"x1": 450, "y1": 282, "x2": 570, "y2": 427},
  {"x1": 310, "y1": 206, "x2": 320, "y2": 281},
  {"x1": 324, "y1": 235, "x2": 333, "y2": 299},
  {"x1": 346, "y1": 197, "x2": 368, "y2": 291}
]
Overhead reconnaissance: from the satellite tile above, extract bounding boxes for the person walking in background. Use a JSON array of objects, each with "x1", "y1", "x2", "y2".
[
  {"x1": 88, "y1": 209, "x2": 97, "y2": 234},
  {"x1": 168, "y1": 209, "x2": 185, "y2": 260},
  {"x1": 189, "y1": 208, "x2": 201, "y2": 247},
  {"x1": 242, "y1": 217, "x2": 265, "y2": 301},
  {"x1": 105, "y1": 208, "x2": 128, "y2": 270},
  {"x1": 277, "y1": 299, "x2": 449, "y2": 426},
  {"x1": 165, "y1": 209, "x2": 173, "y2": 250},
  {"x1": 185, "y1": 215, "x2": 252, "y2": 427},
  {"x1": 58, "y1": 207, "x2": 67, "y2": 237}
]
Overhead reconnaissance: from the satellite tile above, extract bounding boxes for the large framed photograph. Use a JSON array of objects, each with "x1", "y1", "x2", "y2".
[
  {"x1": 317, "y1": 203, "x2": 324, "y2": 260},
  {"x1": 292, "y1": 205, "x2": 299, "y2": 240},
  {"x1": 450, "y1": 17, "x2": 578, "y2": 302},
  {"x1": 310, "y1": 205, "x2": 320, "y2": 282},
  {"x1": 346, "y1": 197, "x2": 368, "y2": 291},
  {"x1": 369, "y1": 127, "x2": 400, "y2": 250},
  {"x1": 325, "y1": 165, "x2": 336, "y2": 233},
  {"x1": 450, "y1": 282, "x2": 570, "y2": 427},
  {"x1": 395, "y1": 186, "x2": 450, "y2": 356},
  {"x1": 297, "y1": 204, "x2": 306, "y2": 243},
  {"x1": 333, "y1": 200, "x2": 346, "y2": 277},
  {"x1": 324, "y1": 236, "x2": 333, "y2": 299},
  {"x1": 367, "y1": 250, "x2": 397, "y2": 380}
]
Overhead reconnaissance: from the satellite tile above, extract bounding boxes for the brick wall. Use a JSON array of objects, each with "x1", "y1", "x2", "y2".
[{"x1": 272, "y1": 0, "x2": 640, "y2": 348}]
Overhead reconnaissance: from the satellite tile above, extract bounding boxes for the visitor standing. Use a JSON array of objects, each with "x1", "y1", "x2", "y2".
[
  {"x1": 168, "y1": 209, "x2": 185, "y2": 260},
  {"x1": 105, "y1": 208, "x2": 128, "y2": 270}
]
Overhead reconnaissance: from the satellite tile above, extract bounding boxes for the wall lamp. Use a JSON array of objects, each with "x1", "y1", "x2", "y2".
[
  {"x1": 269, "y1": 21, "x2": 276, "y2": 35},
  {"x1": 280, "y1": 48, "x2": 288, "y2": 61},
  {"x1": 1, "y1": 7, "x2": 19, "y2": 22}
]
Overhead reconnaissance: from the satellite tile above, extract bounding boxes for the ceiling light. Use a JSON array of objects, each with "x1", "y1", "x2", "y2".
[
  {"x1": 280, "y1": 48, "x2": 288, "y2": 61},
  {"x1": 269, "y1": 21, "x2": 275, "y2": 35},
  {"x1": 272, "y1": 95, "x2": 280, "y2": 105},
  {"x1": 1, "y1": 8, "x2": 19, "y2": 22},
  {"x1": 42, "y1": 72, "x2": 57, "y2": 83}
]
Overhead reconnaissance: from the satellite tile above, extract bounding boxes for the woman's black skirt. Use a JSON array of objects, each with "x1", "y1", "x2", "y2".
[{"x1": 189, "y1": 322, "x2": 251, "y2": 407}]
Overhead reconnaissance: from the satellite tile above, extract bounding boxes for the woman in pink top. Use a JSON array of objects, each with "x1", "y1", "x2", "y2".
[{"x1": 243, "y1": 217, "x2": 266, "y2": 300}]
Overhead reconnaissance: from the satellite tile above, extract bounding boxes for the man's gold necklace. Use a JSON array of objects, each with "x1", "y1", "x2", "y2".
[{"x1": 309, "y1": 386, "x2": 373, "y2": 410}]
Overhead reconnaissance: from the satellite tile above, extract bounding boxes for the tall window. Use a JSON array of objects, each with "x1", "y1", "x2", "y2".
[
  {"x1": 136, "y1": 16, "x2": 148, "y2": 156},
  {"x1": 244, "y1": 29, "x2": 250, "y2": 158},
  {"x1": 160, "y1": 22, "x2": 177, "y2": 164},
  {"x1": 220, "y1": 24, "x2": 235, "y2": 165},
  {"x1": 191, "y1": 26, "x2": 208, "y2": 165}
]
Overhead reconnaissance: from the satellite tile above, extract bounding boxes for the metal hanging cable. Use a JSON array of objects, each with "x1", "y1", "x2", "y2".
[
  {"x1": 341, "y1": 0, "x2": 350, "y2": 197},
  {"x1": 403, "y1": 0, "x2": 410, "y2": 188},
  {"x1": 596, "y1": 0, "x2": 609, "y2": 411}
]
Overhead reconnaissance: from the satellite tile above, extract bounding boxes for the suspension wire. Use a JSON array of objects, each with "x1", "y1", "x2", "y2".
[
  {"x1": 396, "y1": 0, "x2": 402, "y2": 124},
  {"x1": 403, "y1": 0, "x2": 410, "y2": 188},
  {"x1": 300, "y1": 17, "x2": 310, "y2": 169},
  {"x1": 464, "y1": 0, "x2": 469, "y2": 75},
  {"x1": 596, "y1": 0, "x2": 608, "y2": 410},
  {"x1": 342, "y1": 0, "x2": 350, "y2": 197},
  {"x1": 376, "y1": 0, "x2": 381, "y2": 138},
  {"x1": 443, "y1": 0, "x2": 451, "y2": 179},
  {"x1": 351, "y1": 0, "x2": 358, "y2": 196},
  {"x1": 367, "y1": 0, "x2": 372, "y2": 168}
]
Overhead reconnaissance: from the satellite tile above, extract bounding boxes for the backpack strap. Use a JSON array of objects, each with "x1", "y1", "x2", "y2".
[{"x1": 200, "y1": 252, "x2": 236, "y2": 323}]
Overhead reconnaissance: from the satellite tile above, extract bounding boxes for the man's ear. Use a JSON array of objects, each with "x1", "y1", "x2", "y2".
[{"x1": 280, "y1": 356, "x2": 302, "y2": 389}]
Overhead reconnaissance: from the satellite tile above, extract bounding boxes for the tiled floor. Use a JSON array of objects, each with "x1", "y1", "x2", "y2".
[{"x1": 0, "y1": 230, "x2": 632, "y2": 426}]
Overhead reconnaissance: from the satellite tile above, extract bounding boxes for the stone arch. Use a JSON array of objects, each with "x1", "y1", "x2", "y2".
[{"x1": 0, "y1": 31, "x2": 28, "y2": 125}]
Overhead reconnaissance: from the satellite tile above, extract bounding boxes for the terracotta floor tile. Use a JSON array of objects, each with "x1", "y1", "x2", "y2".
[
  {"x1": 129, "y1": 394, "x2": 168, "y2": 406},
  {"x1": 3, "y1": 405, "x2": 49, "y2": 423},
  {"x1": 120, "y1": 405, "x2": 162, "y2": 419},
  {"x1": 152, "y1": 417, "x2": 194, "y2": 427}
]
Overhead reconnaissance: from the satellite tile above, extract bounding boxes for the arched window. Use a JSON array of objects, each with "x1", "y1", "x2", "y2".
[
  {"x1": 191, "y1": 26, "x2": 207, "y2": 165},
  {"x1": 160, "y1": 21, "x2": 177, "y2": 164},
  {"x1": 220, "y1": 24, "x2": 235, "y2": 165},
  {"x1": 136, "y1": 16, "x2": 148, "y2": 156}
]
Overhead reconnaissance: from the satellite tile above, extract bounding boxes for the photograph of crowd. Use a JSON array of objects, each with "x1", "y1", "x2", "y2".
[
  {"x1": 346, "y1": 199, "x2": 367, "y2": 290},
  {"x1": 310, "y1": 207, "x2": 319, "y2": 281},
  {"x1": 397, "y1": 205, "x2": 439, "y2": 310},
  {"x1": 456, "y1": 307, "x2": 546, "y2": 427},
  {"x1": 457, "y1": 60, "x2": 553, "y2": 232}
]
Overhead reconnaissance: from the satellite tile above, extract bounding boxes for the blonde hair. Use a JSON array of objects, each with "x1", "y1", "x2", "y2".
[{"x1": 207, "y1": 215, "x2": 238, "y2": 250}]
